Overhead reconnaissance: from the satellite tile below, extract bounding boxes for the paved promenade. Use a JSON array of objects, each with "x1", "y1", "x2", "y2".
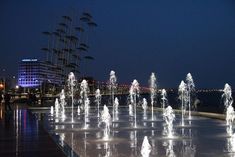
[{"x1": 0, "y1": 103, "x2": 67, "y2": 157}]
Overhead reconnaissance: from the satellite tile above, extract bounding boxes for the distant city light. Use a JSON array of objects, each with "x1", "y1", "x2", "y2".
[{"x1": 22, "y1": 59, "x2": 38, "y2": 62}]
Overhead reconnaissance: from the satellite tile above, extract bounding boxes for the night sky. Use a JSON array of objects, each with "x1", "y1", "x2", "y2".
[{"x1": 1, "y1": 0, "x2": 235, "y2": 88}]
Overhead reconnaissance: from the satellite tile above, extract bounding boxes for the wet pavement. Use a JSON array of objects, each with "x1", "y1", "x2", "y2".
[
  {"x1": 0, "y1": 102, "x2": 67, "y2": 157},
  {"x1": 39, "y1": 107, "x2": 235, "y2": 157}
]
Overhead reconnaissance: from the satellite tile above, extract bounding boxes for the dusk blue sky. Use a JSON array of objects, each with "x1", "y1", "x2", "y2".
[{"x1": 0, "y1": 0, "x2": 235, "y2": 88}]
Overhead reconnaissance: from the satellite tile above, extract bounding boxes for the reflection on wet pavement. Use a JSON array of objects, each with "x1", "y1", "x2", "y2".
[{"x1": 0, "y1": 103, "x2": 66, "y2": 157}]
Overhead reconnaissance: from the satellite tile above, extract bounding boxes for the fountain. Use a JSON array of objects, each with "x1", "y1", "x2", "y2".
[
  {"x1": 226, "y1": 105, "x2": 235, "y2": 135},
  {"x1": 80, "y1": 80, "x2": 90, "y2": 128},
  {"x1": 77, "y1": 106, "x2": 81, "y2": 115},
  {"x1": 60, "y1": 89, "x2": 66, "y2": 119},
  {"x1": 141, "y1": 136, "x2": 152, "y2": 157},
  {"x1": 50, "y1": 106, "x2": 54, "y2": 115},
  {"x1": 114, "y1": 97, "x2": 119, "y2": 113},
  {"x1": 163, "y1": 106, "x2": 175, "y2": 138},
  {"x1": 95, "y1": 89, "x2": 101, "y2": 117},
  {"x1": 129, "y1": 79, "x2": 140, "y2": 128},
  {"x1": 161, "y1": 89, "x2": 167, "y2": 113},
  {"x1": 67, "y1": 73, "x2": 76, "y2": 157},
  {"x1": 223, "y1": 83, "x2": 234, "y2": 109},
  {"x1": 129, "y1": 104, "x2": 133, "y2": 116},
  {"x1": 109, "y1": 70, "x2": 117, "y2": 121},
  {"x1": 55, "y1": 98, "x2": 59, "y2": 117},
  {"x1": 186, "y1": 73, "x2": 195, "y2": 120},
  {"x1": 80, "y1": 80, "x2": 89, "y2": 102},
  {"x1": 67, "y1": 72, "x2": 77, "y2": 122},
  {"x1": 113, "y1": 97, "x2": 119, "y2": 121},
  {"x1": 34, "y1": 71, "x2": 235, "y2": 157},
  {"x1": 101, "y1": 105, "x2": 111, "y2": 140},
  {"x1": 142, "y1": 98, "x2": 148, "y2": 119},
  {"x1": 178, "y1": 81, "x2": 187, "y2": 126},
  {"x1": 84, "y1": 98, "x2": 90, "y2": 129},
  {"x1": 223, "y1": 84, "x2": 234, "y2": 136},
  {"x1": 149, "y1": 73, "x2": 157, "y2": 121}
]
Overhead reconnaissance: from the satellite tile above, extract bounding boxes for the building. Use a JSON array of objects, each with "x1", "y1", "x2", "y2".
[{"x1": 18, "y1": 59, "x2": 63, "y2": 88}]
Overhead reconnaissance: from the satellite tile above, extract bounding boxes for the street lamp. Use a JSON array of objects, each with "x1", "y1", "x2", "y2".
[{"x1": 0, "y1": 83, "x2": 3, "y2": 89}]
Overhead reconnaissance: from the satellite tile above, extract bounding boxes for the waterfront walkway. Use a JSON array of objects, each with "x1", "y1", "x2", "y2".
[{"x1": 0, "y1": 103, "x2": 67, "y2": 157}]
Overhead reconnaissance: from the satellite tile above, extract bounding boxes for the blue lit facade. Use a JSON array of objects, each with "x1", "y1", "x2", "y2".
[{"x1": 18, "y1": 59, "x2": 62, "y2": 87}]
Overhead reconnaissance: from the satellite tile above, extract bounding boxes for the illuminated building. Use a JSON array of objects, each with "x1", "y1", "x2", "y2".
[{"x1": 18, "y1": 59, "x2": 62, "y2": 87}]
